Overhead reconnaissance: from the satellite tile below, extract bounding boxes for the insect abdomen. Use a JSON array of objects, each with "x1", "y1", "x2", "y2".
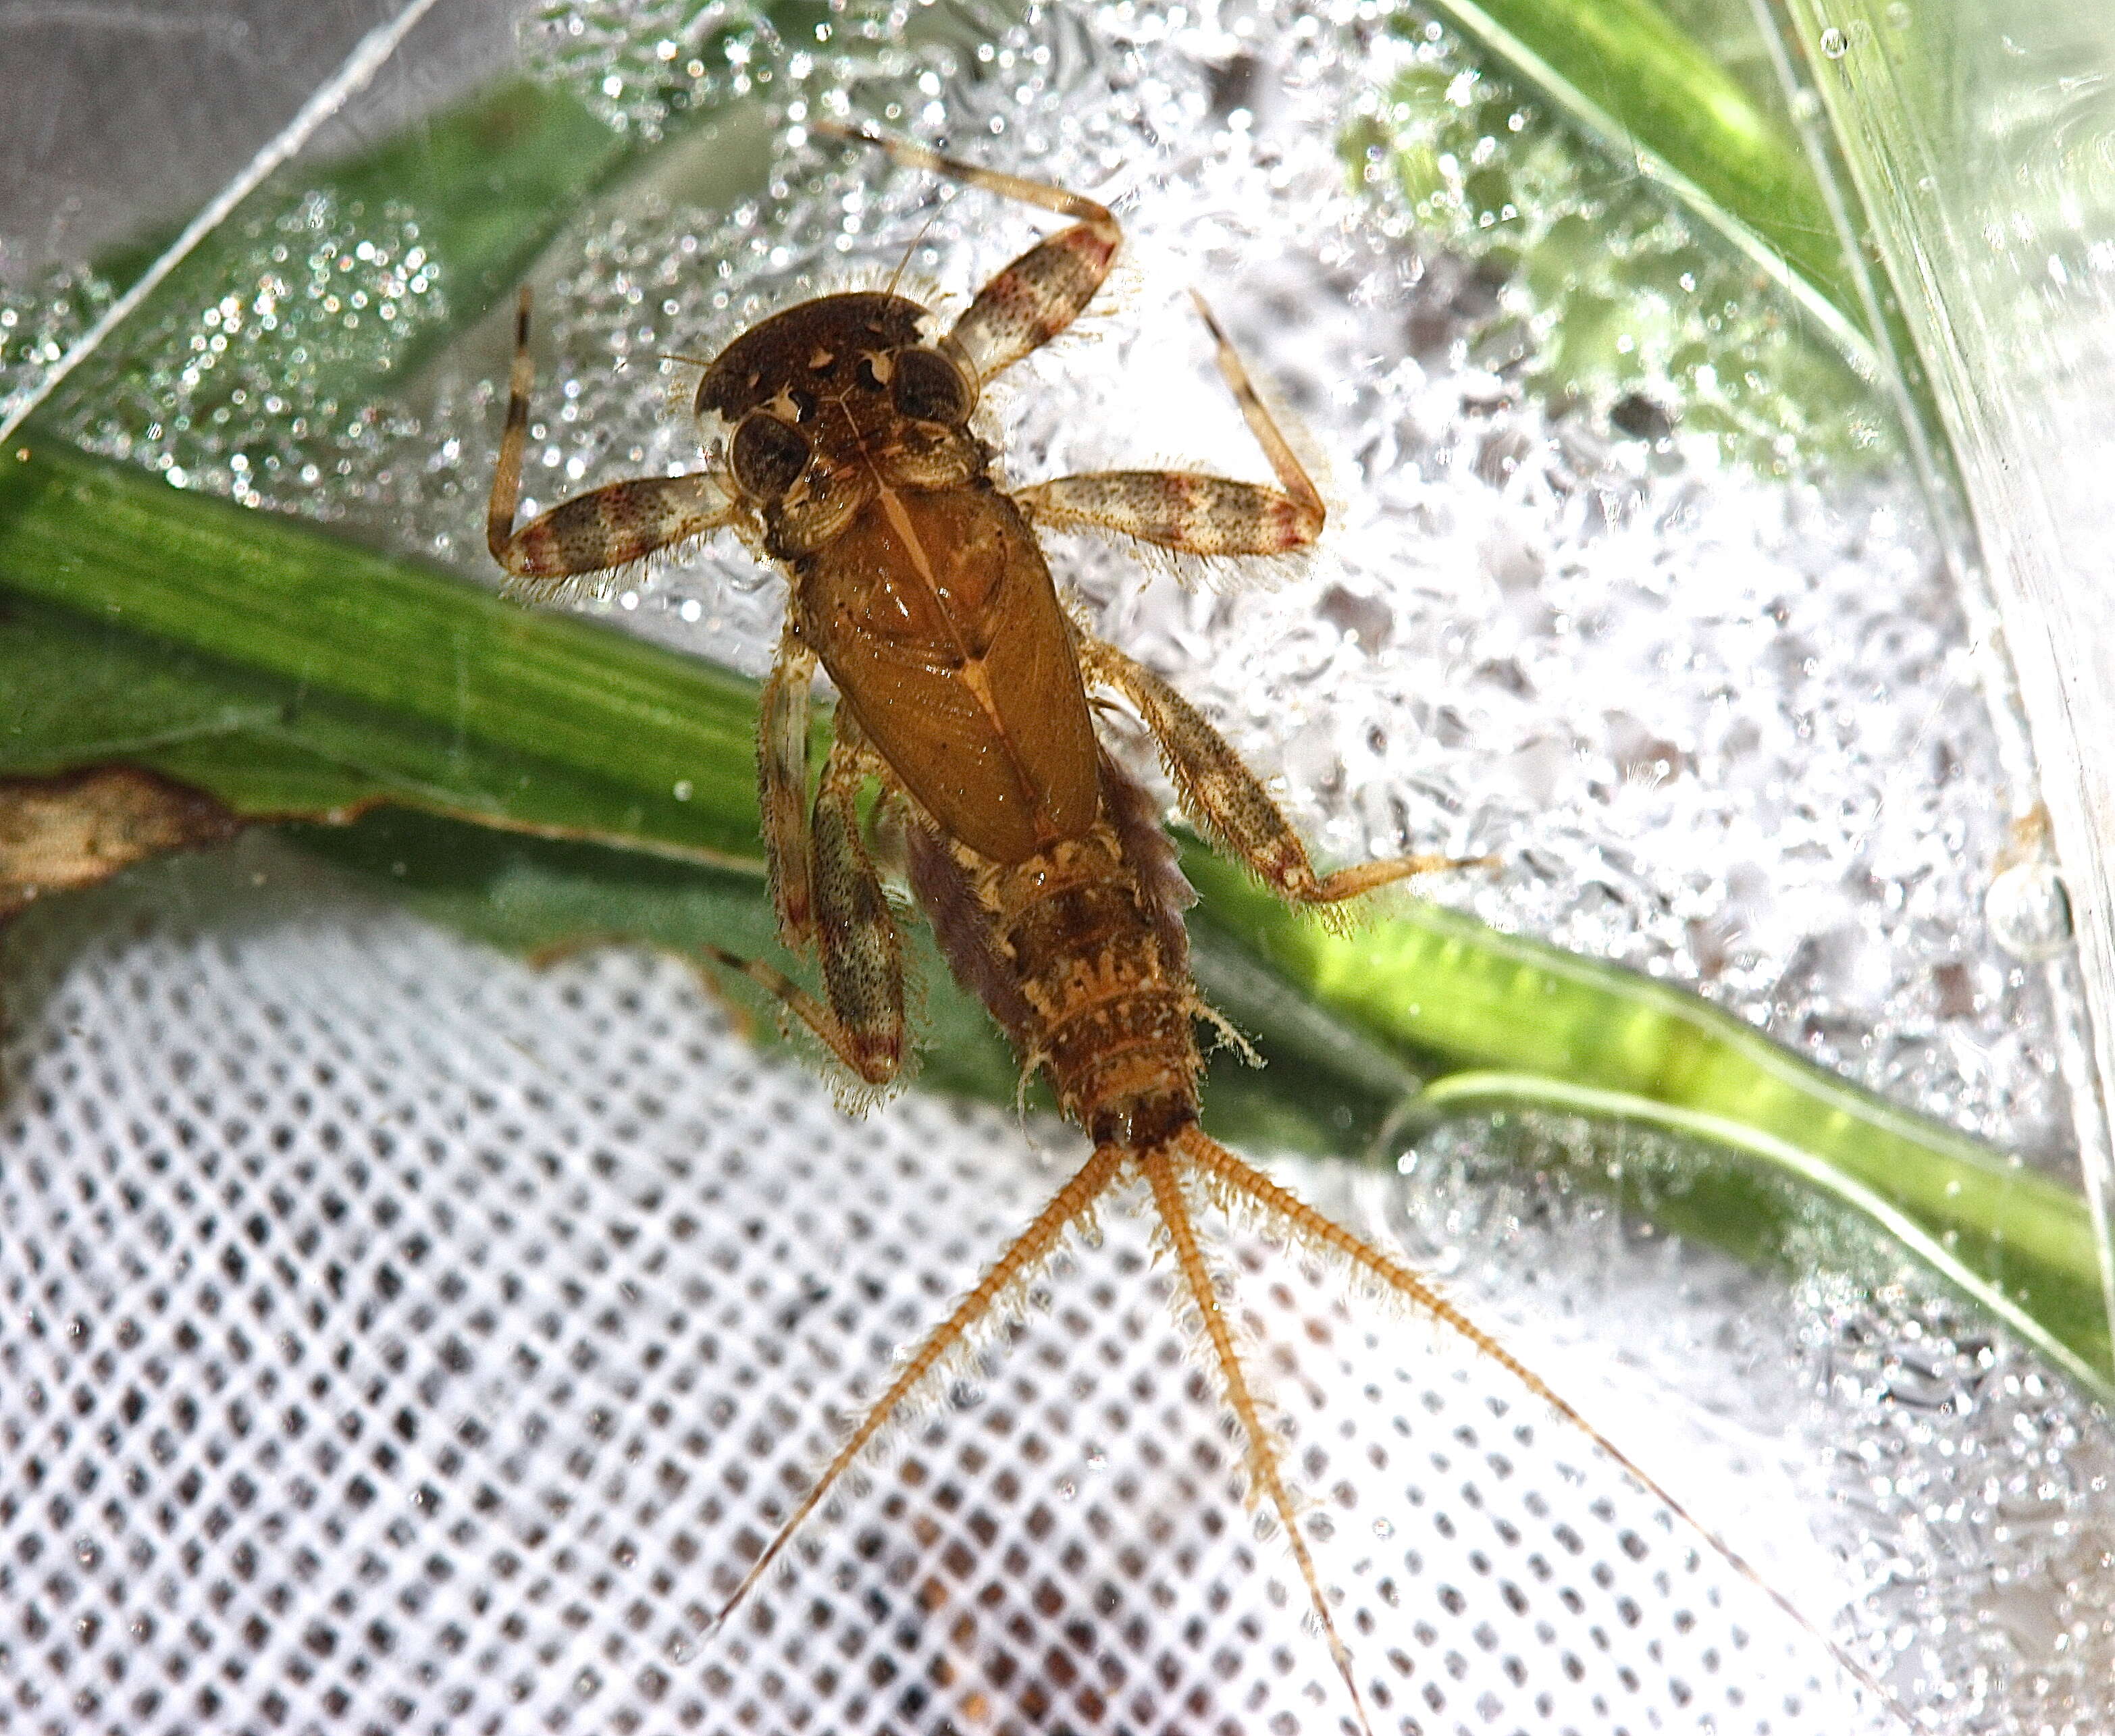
[{"x1": 951, "y1": 781, "x2": 1206, "y2": 1149}]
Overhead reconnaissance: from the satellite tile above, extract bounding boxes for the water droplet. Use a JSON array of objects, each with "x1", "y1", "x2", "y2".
[
  {"x1": 523, "y1": 0, "x2": 777, "y2": 140},
  {"x1": 1986, "y1": 861, "x2": 2074, "y2": 962},
  {"x1": 1819, "y1": 26, "x2": 1848, "y2": 58}
]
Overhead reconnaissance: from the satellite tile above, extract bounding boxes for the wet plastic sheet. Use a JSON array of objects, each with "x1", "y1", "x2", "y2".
[{"x1": 5, "y1": 2, "x2": 2115, "y2": 1731}]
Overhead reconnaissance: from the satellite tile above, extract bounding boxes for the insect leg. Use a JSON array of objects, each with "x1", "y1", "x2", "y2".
[
  {"x1": 809, "y1": 722, "x2": 909, "y2": 1086},
  {"x1": 715, "y1": 1142, "x2": 1128, "y2": 1627},
  {"x1": 1015, "y1": 291, "x2": 1325, "y2": 556},
  {"x1": 1140, "y1": 1146, "x2": 1374, "y2": 1735},
  {"x1": 816, "y1": 123, "x2": 1122, "y2": 382},
  {"x1": 488, "y1": 288, "x2": 738, "y2": 598},
  {"x1": 1082, "y1": 638, "x2": 1490, "y2": 905},
  {"x1": 758, "y1": 635, "x2": 818, "y2": 951},
  {"x1": 705, "y1": 722, "x2": 907, "y2": 1088}
]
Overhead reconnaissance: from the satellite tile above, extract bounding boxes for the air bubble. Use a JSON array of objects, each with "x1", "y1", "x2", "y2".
[
  {"x1": 522, "y1": 0, "x2": 780, "y2": 138},
  {"x1": 1986, "y1": 861, "x2": 2074, "y2": 962}
]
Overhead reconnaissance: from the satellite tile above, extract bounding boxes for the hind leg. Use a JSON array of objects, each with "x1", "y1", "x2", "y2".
[{"x1": 708, "y1": 720, "x2": 907, "y2": 1090}]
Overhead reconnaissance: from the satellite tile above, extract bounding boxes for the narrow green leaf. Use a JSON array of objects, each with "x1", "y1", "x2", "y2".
[
  {"x1": 0, "y1": 443, "x2": 762, "y2": 863},
  {"x1": 1413, "y1": 0, "x2": 1867, "y2": 355},
  {"x1": 1412, "y1": 1072, "x2": 2112, "y2": 1396},
  {"x1": 1186, "y1": 847, "x2": 2108, "y2": 1377}
]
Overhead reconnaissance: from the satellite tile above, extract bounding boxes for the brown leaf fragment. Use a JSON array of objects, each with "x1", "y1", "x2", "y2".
[{"x1": 0, "y1": 767, "x2": 242, "y2": 920}]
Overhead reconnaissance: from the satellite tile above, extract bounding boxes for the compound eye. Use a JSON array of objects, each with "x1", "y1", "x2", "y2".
[
  {"x1": 889, "y1": 346, "x2": 975, "y2": 425},
  {"x1": 729, "y1": 411, "x2": 812, "y2": 500}
]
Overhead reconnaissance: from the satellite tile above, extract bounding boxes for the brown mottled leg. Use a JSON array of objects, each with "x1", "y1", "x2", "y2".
[
  {"x1": 715, "y1": 1142, "x2": 1128, "y2": 1627},
  {"x1": 758, "y1": 635, "x2": 818, "y2": 950},
  {"x1": 1016, "y1": 292, "x2": 1326, "y2": 556},
  {"x1": 1140, "y1": 1147, "x2": 1372, "y2": 1734},
  {"x1": 488, "y1": 288, "x2": 737, "y2": 598},
  {"x1": 815, "y1": 124, "x2": 1122, "y2": 383},
  {"x1": 808, "y1": 722, "x2": 908, "y2": 1086},
  {"x1": 1082, "y1": 639, "x2": 1488, "y2": 905},
  {"x1": 705, "y1": 720, "x2": 906, "y2": 1090},
  {"x1": 1017, "y1": 470, "x2": 1319, "y2": 557}
]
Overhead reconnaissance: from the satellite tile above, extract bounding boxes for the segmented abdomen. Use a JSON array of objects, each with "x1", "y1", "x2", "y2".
[
  {"x1": 1003, "y1": 864, "x2": 1201, "y2": 1145},
  {"x1": 909, "y1": 755, "x2": 1205, "y2": 1151}
]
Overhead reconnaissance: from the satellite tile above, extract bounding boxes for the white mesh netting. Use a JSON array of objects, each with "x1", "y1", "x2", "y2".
[
  {"x1": 3, "y1": 841, "x2": 1888, "y2": 1734},
  {"x1": 7, "y1": 1, "x2": 2115, "y2": 1732}
]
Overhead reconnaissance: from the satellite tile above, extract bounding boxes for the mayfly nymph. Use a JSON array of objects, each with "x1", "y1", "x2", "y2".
[{"x1": 486, "y1": 124, "x2": 1896, "y2": 1730}]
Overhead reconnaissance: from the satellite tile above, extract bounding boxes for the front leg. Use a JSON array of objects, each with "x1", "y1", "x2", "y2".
[
  {"x1": 488, "y1": 288, "x2": 739, "y2": 598},
  {"x1": 1082, "y1": 639, "x2": 1488, "y2": 906},
  {"x1": 816, "y1": 124, "x2": 1123, "y2": 384},
  {"x1": 1014, "y1": 292, "x2": 1325, "y2": 558}
]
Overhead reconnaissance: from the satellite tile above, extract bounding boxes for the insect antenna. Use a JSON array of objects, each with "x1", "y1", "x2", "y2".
[
  {"x1": 885, "y1": 207, "x2": 945, "y2": 299},
  {"x1": 712, "y1": 1142, "x2": 1128, "y2": 1628},
  {"x1": 1174, "y1": 1124, "x2": 1918, "y2": 1731},
  {"x1": 1141, "y1": 1145, "x2": 1377, "y2": 1736}
]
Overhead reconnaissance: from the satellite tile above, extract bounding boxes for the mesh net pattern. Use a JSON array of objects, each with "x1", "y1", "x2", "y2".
[
  {"x1": 0, "y1": 842, "x2": 1873, "y2": 1734},
  {"x1": 5, "y1": 5, "x2": 2112, "y2": 1731}
]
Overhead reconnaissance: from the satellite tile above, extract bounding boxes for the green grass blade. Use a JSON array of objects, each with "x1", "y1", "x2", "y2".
[
  {"x1": 1, "y1": 443, "x2": 762, "y2": 862},
  {"x1": 1414, "y1": 0, "x2": 1867, "y2": 356},
  {"x1": 1186, "y1": 847, "x2": 2106, "y2": 1377},
  {"x1": 1415, "y1": 1072, "x2": 2112, "y2": 1397}
]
